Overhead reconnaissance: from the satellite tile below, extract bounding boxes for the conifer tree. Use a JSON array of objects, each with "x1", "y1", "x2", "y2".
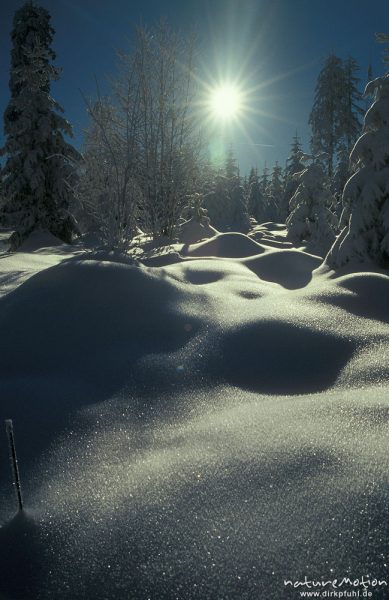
[
  {"x1": 309, "y1": 54, "x2": 345, "y2": 179},
  {"x1": 269, "y1": 162, "x2": 283, "y2": 202},
  {"x1": 326, "y1": 35, "x2": 389, "y2": 269},
  {"x1": 282, "y1": 132, "x2": 305, "y2": 221},
  {"x1": 268, "y1": 162, "x2": 283, "y2": 220},
  {"x1": 203, "y1": 149, "x2": 249, "y2": 231},
  {"x1": 332, "y1": 143, "x2": 350, "y2": 216},
  {"x1": 224, "y1": 148, "x2": 249, "y2": 231},
  {"x1": 340, "y1": 57, "x2": 364, "y2": 154},
  {"x1": 259, "y1": 163, "x2": 269, "y2": 196},
  {"x1": 258, "y1": 163, "x2": 277, "y2": 222},
  {"x1": 286, "y1": 157, "x2": 337, "y2": 254},
  {"x1": 247, "y1": 167, "x2": 264, "y2": 222},
  {"x1": 1, "y1": 1, "x2": 80, "y2": 250},
  {"x1": 331, "y1": 58, "x2": 364, "y2": 206}
]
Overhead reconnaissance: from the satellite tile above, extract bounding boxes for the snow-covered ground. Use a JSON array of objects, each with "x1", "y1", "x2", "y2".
[{"x1": 0, "y1": 225, "x2": 388, "y2": 600}]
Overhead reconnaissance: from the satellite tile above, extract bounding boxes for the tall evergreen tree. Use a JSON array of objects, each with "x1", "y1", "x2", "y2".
[
  {"x1": 286, "y1": 157, "x2": 337, "y2": 254},
  {"x1": 259, "y1": 163, "x2": 269, "y2": 196},
  {"x1": 331, "y1": 58, "x2": 364, "y2": 206},
  {"x1": 247, "y1": 167, "x2": 264, "y2": 223},
  {"x1": 203, "y1": 148, "x2": 249, "y2": 231},
  {"x1": 225, "y1": 146, "x2": 240, "y2": 181},
  {"x1": 0, "y1": 1, "x2": 80, "y2": 250},
  {"x1": 269, "y1": 162, "x2": 284, "y2": 202},
  {"x1": 309, "y1": 54, "x2": 345, "y2": 179},
  {"x1": 268, "y1": 161, "x2": 283, "y2": 220},
  {"x1": 285, "y1": 133, "x2": 305, "y2": 180},
  {"x1": 282, "y1": 132, "x2": 305, "y2": 221},
  {"x1": 332, "y1": 143, "x2": 350, "y2": 217},
  {"x1": 339, "y1": 57, "x2": 364, "y2": 154},
  {"x1": 326, "y1": 35, "x2": 389, "y2": 269},
  {"x1": 257, "y1": 163, "x2": 278, "y2": 222}
]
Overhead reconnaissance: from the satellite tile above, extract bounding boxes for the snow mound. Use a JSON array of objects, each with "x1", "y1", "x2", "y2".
[
  {"x1": 178, "y1": 217, "x2": 218, "y2": 245},
  {"x1": 243, "y1": 249, "x2": 321, "y2": 289},
  {"x1": 211, "y1": 320, "x2": 355, "y2": 394},
  {"x1": 1, "y1": 245, "x2": 389, "y2": 600},
  {"x1": 261, "y1": 222, "x2": 286, "y2": 231},
  {"x1": 314, "y1": 271, "x2": 389, "y2": 323},
  {"x1": 17, "y1": 230, "x2": 66, "y2": 252},
  {"x1": 338, "y1": 272, "x2": 389, "y2": 320},
  {"x1": 0, "y1": 229, "x2": 13, "y2": 247},
  {"x1": 163, "y1": 257, "x2": 259, "y2": 289},
  {"x1": 249, "y1": 223, "x2": 293, "y2": 249},
  {"x1": 0, "y1": 258, "x2": 202, "y2": 458},
  {"x1": 141, "y1": 251, "x2": 185, "y2": 267},
  {"x1": 0, "y1": 259, "x2": 199, "y2": 389},
  {"x1": 251, "y1": 237, "x2": 293, "y2": 249},
  {"x1": 183, "y1": 232, "x2": 266, "y2": 258}
]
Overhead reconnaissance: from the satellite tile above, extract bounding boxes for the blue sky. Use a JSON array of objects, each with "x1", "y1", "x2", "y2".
[{"x1": 1, "y1": 0, "x2": 388, "y2": 175}]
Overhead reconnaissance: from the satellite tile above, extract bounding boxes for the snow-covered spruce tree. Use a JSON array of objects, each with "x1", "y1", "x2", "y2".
[
  {"x1": 225, "y1": 149, "x2": 249, "y2": 231},
  {"x1": 268, "y1": 162, "x2": 283, "y2": 220},
  {"x1": 282, "y1": 133, "x2": 305, "y2": 221},
  {"x1": 203, "y1": 173, "x2": 229, "y2": 229},
  {"x1": 332, "y1": 143, "x2": 350, "y2": 218},
  {"x1": 259, "y1": 163, "x2": 269, "y2": 197},
  {"x1": 1, "y1": 2, "x2": 80, "y2": 250},
  {"x1": 286, "y1": 157, "x2": 337, "y2": 255},
  {"x1": 326, "y1": 40, "x2": 389, "y2": 269},
  {"x1": 258, "y1": 164, "x2": 269, "y2": 218},
  {"x1": 247, "y1": 167, "x2": 264, "y2": 223},
  {"x1": 204, "y1": 174, "x2": 249, "y2": 231},
  {"x1": 332, "y1": 58, "x2": 364, "y2": 207},
  {"x1": 242, "y1": 174, "x2": 249, "y2": 203},
  {"x1": 228, "y1": 176, "x2": 250, "y2": 231},
  {"x1": 309, "y1": 54, "x2": 345, "y2": 179},
  {"x1": 339, "y1": 57, "x2": 364, "y2": 154},
  {"x1": 258, "y1": 163, "x2": 278, "y2": 222},
  {"x1": 0, "y1": 166, "x2": 4, "y2": 210},
  {"x1": 203, "y1": 149, "x2": 249, "y2": 231}
]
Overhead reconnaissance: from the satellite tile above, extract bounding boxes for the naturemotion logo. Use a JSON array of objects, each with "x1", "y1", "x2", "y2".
[{"x1": 284, "y1": 575, "x2": 387, "y2": 598}]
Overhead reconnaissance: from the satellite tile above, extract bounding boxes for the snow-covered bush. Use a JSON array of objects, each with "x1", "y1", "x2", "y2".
[
  {"x1": 286, "y1": 160, "x2": 337, "y2": 254},
  {"x1": 178, "y1": 192, "x2": 217, "y2": 244},
  {"x1": 326, "y1": 69, "x2": 389, "y2": 268},
  {"x1": 0, "y1": 2, "x2": 80, "y2": 250},
  {"x1": 182, "y1": 193, "x2": 209, "y2": 224}
]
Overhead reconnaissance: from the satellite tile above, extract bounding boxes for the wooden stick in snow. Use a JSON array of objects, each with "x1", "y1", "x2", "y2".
[{"x1": 5, "y1": 419, "x2": 24, "y2": 511}]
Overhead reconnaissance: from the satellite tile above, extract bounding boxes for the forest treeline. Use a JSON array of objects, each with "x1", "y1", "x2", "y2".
[{"x1": 1, "y1": 2, "x2": 389, "y2": 268}]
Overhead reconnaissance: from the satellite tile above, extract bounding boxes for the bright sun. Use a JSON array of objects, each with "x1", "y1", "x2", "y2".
[{"x1": 209, "y1": 84, "x2": 242, "y2": 120}]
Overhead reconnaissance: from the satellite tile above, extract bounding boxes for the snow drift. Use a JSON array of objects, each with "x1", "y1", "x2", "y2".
[{"x1": 0, "y1": 230, "x2": 388, "y2": 600}]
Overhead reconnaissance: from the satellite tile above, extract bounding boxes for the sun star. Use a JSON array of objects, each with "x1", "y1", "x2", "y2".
[{"x1": 209, "y1": 84, "x2": 242, "y2": 120}]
